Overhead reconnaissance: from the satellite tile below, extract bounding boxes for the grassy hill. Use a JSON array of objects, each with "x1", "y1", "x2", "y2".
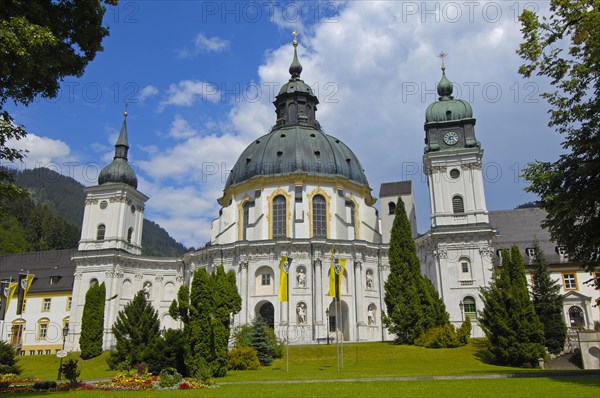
[{"x1": 5, "y1": 167, "x2": 188, "y2": 257}]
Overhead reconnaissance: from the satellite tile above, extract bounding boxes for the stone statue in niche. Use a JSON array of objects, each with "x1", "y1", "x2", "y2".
[
  {"x1": 366, "y1": 270, "x2": 373, "y2": 290},
  {"x1": 297, "y1": 268, "x2": 306, "y2": 288},
  {"x1": 297, "y1": 303, "x2": 306, "y2": 324},
  {"x1": 368, "y1": 305, "x2": 376, "y2": 325},
  {"x1": 143, "y1": 281, "x2": 152, "y2": 299}
]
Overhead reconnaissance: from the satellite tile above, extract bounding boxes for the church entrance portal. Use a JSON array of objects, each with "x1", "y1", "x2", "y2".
[{"x1": 256, "y1": 301, "x2": 275, "y2": 329}]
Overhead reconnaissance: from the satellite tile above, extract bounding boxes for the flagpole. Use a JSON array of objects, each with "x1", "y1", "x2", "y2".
[
  {"x1": 340, "y1": 296, "x2": 344, "y2": 370},
  {"x1": 286, "y1": 266, "x2": 289, "y2": 373}
]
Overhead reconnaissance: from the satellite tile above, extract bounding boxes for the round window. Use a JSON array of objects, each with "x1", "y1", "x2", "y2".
[
  {"x1": 450, "y1": 169, "x2": 461, "y2": 179},
  {"x1": 100, "y1": 201, "x2": 108, "y2": 209}
]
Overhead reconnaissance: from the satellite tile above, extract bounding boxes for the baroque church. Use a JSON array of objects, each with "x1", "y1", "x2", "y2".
[{"x1": 2, "y1": 38, "x2": 597, "y2": 354}]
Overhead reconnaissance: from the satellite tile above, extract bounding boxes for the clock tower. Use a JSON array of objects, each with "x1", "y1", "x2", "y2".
[{"x1": 416, "y1": 61, "x2": 494, "y2": 337}]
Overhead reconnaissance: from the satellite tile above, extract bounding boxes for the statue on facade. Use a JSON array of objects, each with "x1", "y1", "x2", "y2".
[
  {"x1": 297, "y1": 268, "x2": 306, "y2": 287},
  {"x1": 368, "y1": 306, "x2": 376, "y2": 325},
  {"x1": 366, "y1": 270, "x2": 373, "y2": 290},
  {"x1": 143, "y1": 281, "x2": 152, "y2": 299},
  {"x1": 297, "y1": 303, "x2": 306, "y2": 324}
]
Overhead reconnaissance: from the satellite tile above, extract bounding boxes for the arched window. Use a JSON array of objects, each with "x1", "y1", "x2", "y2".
[
  {"x1": 96, "y1": 224, "x2": 106, "y2": 241},
  {"x1": 272, "y1": 195, "x2": 286, "y2": 238},
  {"x1": 460, "y1": 258, "x2": 471, "y2": 275},
  {"x1": 127, "y1": 227, "x2": 133, "y2": 243},
  {"x1": 462, "y1": 296, "x2": 476, "y2": 316},
  {"x1": 452, "y1": 195, "x2": 464, "y2": 214},
  {"x1": 388, "y1": 201, "x2": 396, "y2": 215},
  {"x1": 312, "y1": 194, "x2": 327, "y2": 238},
  {"x1": 242, "y1": 201, "x2": 250, "y2": 240}
]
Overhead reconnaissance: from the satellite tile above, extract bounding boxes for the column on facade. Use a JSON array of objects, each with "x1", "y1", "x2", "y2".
[
  {"x1": 313, "y1": 259, "x2": 323, "y2": 325},
  {"x1": 239, "y1": 261, "x2": 248, "y2": 324},
  {"x1": 354, "y1": 261, "x2": 364, "y2": 325}
]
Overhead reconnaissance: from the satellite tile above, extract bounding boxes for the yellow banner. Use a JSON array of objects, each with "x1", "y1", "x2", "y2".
[{"x1": 279, "y1": 256, "x2": 291, "y2": 302}]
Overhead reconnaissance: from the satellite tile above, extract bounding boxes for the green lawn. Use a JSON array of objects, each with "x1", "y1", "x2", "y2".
[
  {"x1": 16, "y1": 352, "x2": 117, "y2": 381},
  {"x1": 10, "y1": 341, "x2": 599, "y2": 397},
  {"x1": 220, "y1": 341, "x2": 540, "y2": 382}
]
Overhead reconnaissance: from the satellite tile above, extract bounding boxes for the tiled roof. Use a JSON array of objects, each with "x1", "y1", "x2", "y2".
[
  {"x1": 0, "y1": 249, "x2": 76, "y2": 293},
  {"x1": 379, "y1": 181, "x2": 412, "y2": 197}
]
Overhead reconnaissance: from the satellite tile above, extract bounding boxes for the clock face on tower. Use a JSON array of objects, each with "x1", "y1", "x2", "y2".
[{"x1": 443, "y1": 131, "x2": 459, "y2": 145}]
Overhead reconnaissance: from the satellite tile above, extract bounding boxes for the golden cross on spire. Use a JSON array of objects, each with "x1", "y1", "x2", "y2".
[
  {"x1": 292, "y1": 31, "x2": 298, "y2": 47},
  {"x1": 438, "y1": 51, "x2": 447, "y2": 69}
]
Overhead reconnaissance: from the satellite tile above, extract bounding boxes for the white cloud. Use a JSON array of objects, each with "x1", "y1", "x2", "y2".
[
  {"x1": 178, "y1": 33, "x2": 230, "y2": 58},
  {"x1": 194, "y1": 33, "x2": 230, "y2": 52},
  {"x1": 138, "y1": 85, "x2": 159, "y2": 102},
  {"x1": 7, "y1": 133, "x2": 71, "y2": 168},
  {"x1": 168, "y1": 114, "x2": 198, "y2": 139},
  {"x1": 160, "y1": 80, "x2": 220, "y2": 109}
]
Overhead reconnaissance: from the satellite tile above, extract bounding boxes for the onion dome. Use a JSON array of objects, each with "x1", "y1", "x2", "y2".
[
  {"x1": 425, "y1": 66, "x2": 473, "y2": 123},
  {"x1": 224, "y1": 33, "x2": 369, "y2": 190},
  {"x1": 98, "y1": 112, "x2": 138, "y2": 189}
]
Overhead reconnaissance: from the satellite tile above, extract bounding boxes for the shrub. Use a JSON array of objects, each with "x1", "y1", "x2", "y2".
[
  {"x1": 457, "y1": 316, "x2": 472, "y2": 345},
  {"x1": 228, "y1": 346, "x2": 260, "y2": 370},
  {"x1": 0, "y1": 341, "x2": 21, "y2": 375},
  {"x1": 415, "y1": 324, "x2": 460, "y2": 348},
  {"x1": 33, "y1": 381, "x2": 57, "y2": 391},
  {"x1": 61, "y1": 359, "x2": 80, "y2": 386},
  {"x1": 157, "y1": 368, "x2": 183, "y2": 389}
]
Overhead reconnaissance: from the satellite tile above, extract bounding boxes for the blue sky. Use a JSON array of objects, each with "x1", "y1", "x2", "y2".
[{"x1": 4, "y1": 1, "x2": 562, "y2": 248}]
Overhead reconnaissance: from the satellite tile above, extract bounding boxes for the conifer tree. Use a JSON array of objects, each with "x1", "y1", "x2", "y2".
[
  {"x1": 480, "y1": 247, "x2": 545, "y2": 367},
  {"x1": 383, "y1": 197, "x2": 448, "y2": 344},
  {"x1": 248, "y1": 315, "x2": 274, "y2": 366},
  {"x1": 170, "y1": 265, "x2": 241, "y2": 377},
  {"x1": 531, "y1": 243, "x2": 567, "y2": 354},
  {"x1": 108, "y1": 290, "x2": 160, "y2": 370},
  {"x1": 79, "y1": 282, "x2": 106, "y2": 359}
]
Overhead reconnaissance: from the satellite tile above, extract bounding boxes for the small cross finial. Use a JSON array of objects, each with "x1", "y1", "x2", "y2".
[
  {"x1": 292, "y1": 31, "x2": 298, "y2": 47},
  {"x1": 124, "y1": 103, "x2": 129, "y2": 118},
  {"x1": 438, "y1": 51, "x2": 447, "y2": 70}
]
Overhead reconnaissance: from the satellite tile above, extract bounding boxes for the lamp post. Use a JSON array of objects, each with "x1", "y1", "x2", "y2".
[
  {"x1": 326, "y1": 309, "x2": 330, "y2": 345},
  {"x1": 57, "y1": 324, "x2": 69, "y2": 380},
  {"x1": 459, "y1": 301, "x2": 464, "y2": 322}
]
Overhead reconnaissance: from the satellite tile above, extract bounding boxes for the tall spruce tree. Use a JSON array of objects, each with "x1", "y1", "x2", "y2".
[
  {"x1": 383, "y1": 197, "x2": 448, "y2": 344},
  {"x1": 108, "y1": 290, "x2": 161, "y2": 370},
  {"x1": 480, "y1": 246, "x2": 545, "y2": 367},
  {"x1": 170, "y1": 265, "x2": 241, "y2": 377},
  {"x1": 531, "y1": 243, "x2": 567, "y2": 354},
  {"x1": 79, "y1": 282, "x2": 106, "y2": 359}
]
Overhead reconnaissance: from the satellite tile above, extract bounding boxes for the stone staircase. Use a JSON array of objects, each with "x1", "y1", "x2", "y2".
[{"x1": 547, "y1": 351, "x2": 582, "y2": 370}]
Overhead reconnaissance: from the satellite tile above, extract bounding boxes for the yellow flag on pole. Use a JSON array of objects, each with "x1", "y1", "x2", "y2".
[
  {"x1": 327, "y1": 247, "x2": 346, "y2": 299},
  {"x1": 279, "y1": 256, "x2": 292, "y2": 302},
  {"x1": 16, "y1": 273, "x2": 34, "y2": 315}
]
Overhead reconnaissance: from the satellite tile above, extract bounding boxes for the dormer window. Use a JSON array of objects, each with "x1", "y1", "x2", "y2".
[{"x1": 49, "y1": 275, "x2": 61, "y2": 285}]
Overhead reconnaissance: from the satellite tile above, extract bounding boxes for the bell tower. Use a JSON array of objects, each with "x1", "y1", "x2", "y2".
[
  {"x1": 78, "y1": 111, "x2": 148, "y2": 254},
  {"x1": 423, "y1": 56, "x2": 489, "y2": 230},
  {"x1": 417, "y1": 55, "x2": 494, "y2": 337}
]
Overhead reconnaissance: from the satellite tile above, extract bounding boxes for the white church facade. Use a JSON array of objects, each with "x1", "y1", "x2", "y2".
[{"x1": 1, "y1": 39, "x2": 597, "y2": 354}]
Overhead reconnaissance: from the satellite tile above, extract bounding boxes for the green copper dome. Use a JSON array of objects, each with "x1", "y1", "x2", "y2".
[
  {"x1": 98, "y1": 113, "x2": 138, "y2": 189},
  {"x1": 225, "y1": 36, "x2": 368, "y2": 190},
  {"x1": 225, "y1": 125, "x2": 369, "y2": 189},
  {"x1": 425, "y1": 68, "x2": 473, "y2": 123}
]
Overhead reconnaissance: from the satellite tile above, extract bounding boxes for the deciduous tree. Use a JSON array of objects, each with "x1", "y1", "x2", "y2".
[
  {"x1": 518, "y1": 0, "x2": 600, "y2": 272},
  {"x1": 0, "y1": 0, "x2": 118, "y2": 201}
]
